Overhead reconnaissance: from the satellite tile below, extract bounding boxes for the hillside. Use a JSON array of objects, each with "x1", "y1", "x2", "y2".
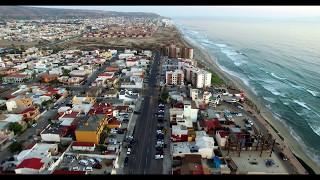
[{"x1": 0, "y1": 6, "x2": 162, "y2": 20}]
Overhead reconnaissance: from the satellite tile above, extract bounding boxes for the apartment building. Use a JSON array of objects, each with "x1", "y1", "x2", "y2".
[{"x1": 166, "y1": 69, "x2": 184, "y2": 85}]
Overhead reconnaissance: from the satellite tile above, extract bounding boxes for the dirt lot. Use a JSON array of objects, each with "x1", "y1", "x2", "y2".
[{"x1": 54, "y1": 26, "x2": 185, "y2": 51}]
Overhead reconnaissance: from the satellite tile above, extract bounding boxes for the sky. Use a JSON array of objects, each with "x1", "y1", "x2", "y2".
[{"x1": 32, "y1": 6, "x2": 320, "y2": 19}]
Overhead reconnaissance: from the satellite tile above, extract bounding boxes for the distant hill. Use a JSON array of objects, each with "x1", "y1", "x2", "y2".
[{"x1": 0, "y1": 6, "x2": 163, "y2": 20}]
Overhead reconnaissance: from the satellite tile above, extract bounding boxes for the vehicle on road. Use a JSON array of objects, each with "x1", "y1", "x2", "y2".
[
  {"x1": 127, "y1": 148, "x2": 131, "y2": 155},
  {"x1": 124, "y1": 157, "x2": 128, "y2": 166},
  {"x1": 32, "y1": 123, "x2": 38, "y2": 128},
  {"x1": 155, "y1": 154, "x2": 164, "y2": 160},
  {"x1": 279, "y1": 152, "x2": 288, "y2": 161}
]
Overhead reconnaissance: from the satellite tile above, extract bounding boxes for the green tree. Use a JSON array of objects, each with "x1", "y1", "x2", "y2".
[
  {"x1": 8, "y1": 122, "x2": 23, "y2": 135},
  {"x1": 161, "y1": 86, "x2": 169, "y2": 101},
  {"x1": 49, "y1": 79, "x2": 60, "y2": 85},
  {"x1": 9, "y1": 142, "x2": 23, "y2": 153}
]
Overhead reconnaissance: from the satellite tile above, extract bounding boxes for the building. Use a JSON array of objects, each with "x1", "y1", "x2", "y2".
[
  {"x1": 2, "y1": 73, "x2": 31, "y2": 83},
  {"x1": 20, "y1": 108, "x2": 40, "y2": 123},
  {"x1": 15, "y1": 158, "x2": 46, "y2": 174},
  {"x1": 166, "y1": 69, "x2": 184, "y2": 85},
  {"x1": 71, "y1": 142, "x2": 95, "y2": 152},
  {"x1": 72, "y1": 96, "x2": 96, "y2": 105},
  {"x1": 74, "y1": 114, "x2": 107, "y2": 145},
  {"x1": 6, "y1": 95, "x2": 34, "y2": 113},
  {"x1": 40, "y1": 74, "x2": 60, "y2": 83}
]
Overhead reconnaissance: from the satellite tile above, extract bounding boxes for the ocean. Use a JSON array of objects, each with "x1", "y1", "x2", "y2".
[{"x1": 173, "y1": 17, "x2": 320, "y2": 166}]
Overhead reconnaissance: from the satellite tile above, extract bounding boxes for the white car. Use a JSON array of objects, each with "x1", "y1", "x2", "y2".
[
  {"x1": 72, "y1": 166, "x2": 80, "y2": 171},
  {"x1": 127, "y1": 148, "x2": 131, "y2": 155},
  {"x1": 32, "y1": 123, "x2": 38, "y2": 128},
  {"x1": 155, "y1": 154, "x2": 164, "y2": 160},
  {"x1": 83, "y1": 166, "x2": 93, "y2": 172},
  {"x1": 248, "y1": 120, "x2": 253, "y2": 125}
]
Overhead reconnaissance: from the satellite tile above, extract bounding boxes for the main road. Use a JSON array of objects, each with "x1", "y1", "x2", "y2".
[{"x1": 127, "y1": 52, "x2": 164, "y2": 174}]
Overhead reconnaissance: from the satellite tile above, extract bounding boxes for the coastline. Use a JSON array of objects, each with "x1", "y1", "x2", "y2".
[{"x1": 177, "y1": 29, "x2": 320, "y2": 174}]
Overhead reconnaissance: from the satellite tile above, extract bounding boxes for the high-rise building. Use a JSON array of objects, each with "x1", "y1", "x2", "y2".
[{"x1": 166, "y1": 69, "x2": 184, "y2": 85}]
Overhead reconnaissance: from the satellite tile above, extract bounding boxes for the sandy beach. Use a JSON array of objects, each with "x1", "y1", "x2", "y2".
[{"x1": 178, "y1": 32, "x2": 320, "y2": 174}]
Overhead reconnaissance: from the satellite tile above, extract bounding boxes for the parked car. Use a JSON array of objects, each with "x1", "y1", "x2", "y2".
[
  {"x1": 92, "y1": 163, "x2": 102, "y2": 169},
  {"x1": 72, "y1": 166, "x2": 80, "y2": 171},
  {"x1": 32, "y1": 123, "x2": 38, "y2": 128},
  {"x1": 279, "y1": 152, "x2": 288, "y2": 161},
  {"x1": 134, "y1": 110, "x2": 141, "y2": 114},
  {"x1": 83, "y1": 166, "x2": 93, "y2": 172}
]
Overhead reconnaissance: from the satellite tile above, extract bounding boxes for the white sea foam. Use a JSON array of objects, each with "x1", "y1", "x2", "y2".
[
  {"x1": 263, "y1": 96, "x2": 276, "y2": 103},
  {"x1": 292, "y1": 99, "x2": 311, "y2": 110},
  {"x1": 307, "y1": 89, "x2": 319, "y2": 97},
  {"x1": 214, "y1": 43, "x2": 227, "y2": 48},
  {"x1": 262, "y1": 84, "x2": 283, "y2": 96},
  {"x1": 271, "y1": 72, "x2": 287, "y2": 80}
]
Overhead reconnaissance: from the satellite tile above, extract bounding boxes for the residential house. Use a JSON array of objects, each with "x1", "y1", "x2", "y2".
[
  {"x1": 72, "y1": 96, "x2": 96, "y2": 105},
  {"x1": 6, "y1": 95, "x2": 34, "y2": 113},
  {"x1": 40, "y1": 73, "x2": 60, "y2": 83},
  {"x1": 2, "y1": 73, "x2": 31, "y2": 83},
  {"x1": 71, "y1": 142, "x2": 95, "y2": 152},
  {"x1": 40, "y1": 124, "x2": 69, "y2": 143},
  {"x1": 20, "y1": 108, "x2": 40, "y2": 123}
]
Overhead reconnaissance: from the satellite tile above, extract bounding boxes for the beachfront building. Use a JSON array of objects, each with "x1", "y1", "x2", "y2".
[
  {"x1": 164, "y1": 44, "x2": 194, "y2": 59},
  {"x1": 166, "y1": 69, "x2": 184, "y2": 85}
]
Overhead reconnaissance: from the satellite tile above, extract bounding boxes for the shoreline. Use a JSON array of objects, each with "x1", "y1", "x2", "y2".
[{"x1": 176, "y1": 27, "x2": 320, "y2": 174}]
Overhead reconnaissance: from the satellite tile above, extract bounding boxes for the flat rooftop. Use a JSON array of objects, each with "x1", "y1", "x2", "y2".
[{"x1": 221, "y1": 150, "x2": 289, "y2": 174}]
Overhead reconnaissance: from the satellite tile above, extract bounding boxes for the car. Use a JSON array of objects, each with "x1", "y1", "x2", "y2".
[
  {"x1": 83, "y1": 166, "x2": 93, "y2": 172},
  {"x1": 235, "y1": 125, "x2": 241, "y2": 128},
  {"x1": 248, "y1": 120, "x2": 253, "y2": 125},
  {"x1": 127, "y1": 148, "x2": 131, "y2": 155},
  {"x1": 79, "y1": 159, "x2": 89, "y2": 166},
  {"x1": 32, "y1": 123, "x2": 38, "y2": 128},
  {"x1": 109, "y1": 138, "x2": 117, "y2": 143},
  {"x1": 155, "y1": 154, "x2": 164, "y2": 160},
  {"x1": 61, "y1": 100, "x2": 66, "y2": 104},
  {"x1": 72, "y1": 166, "x2": 80, "y2": 171},
  {"x1": 92, "y1": 163, "x2": 102, "y2": 169},
  {"x1": 88, "y1": 158, "x2": 96, "y2": 164},
  {"x1": 279, "y1": 152, "x2": 288, "y2": 161},
  {"x1": 53, "y1": 105, "x2": 59, "y2": 109},
  {"x1": 10, "y1": 138, "x2": 17, "y2": 142},
  {"x1": 134, "y1": 110, "x2": 141, "y2": 114},
  {"x1": 122, "y1": 119, "x2": 129, "y2": 123},
  {"x1": 124, "y1": 157, "x2": 128, "y2": 166}
]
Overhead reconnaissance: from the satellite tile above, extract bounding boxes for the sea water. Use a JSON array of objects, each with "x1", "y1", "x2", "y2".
[{"x1": 173, "y1": 17, "x2": 320, "y2": 166}]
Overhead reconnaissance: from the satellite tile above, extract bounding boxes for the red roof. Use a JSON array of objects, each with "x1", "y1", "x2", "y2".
[
  {"x1": 108, "y1": 120, "x2": 121, "y2": 125},
  {"x1": 192, "y1": 164, "x2": 204, "y2": 175},
  {"x1": 51, "y1": 170, "x2": 86, "y2": 175},
  {"x1": 21, "y1": 108, "x2": 37, "y2": 114},
  {"x1": 204, "y1": 118, "x2": 221, "y2": 130},
  {"x1": 72, "y1": 142, "x2": 95, "y2": 147},
  {"x1": 16, "y1": 158, "x2": 44, "y2": 170},
  {"x1": 217, "y1": 131, "x2": 228, "y2": 138},
  {"x1": 61, "y1": 111, "x2": 79, "y2": 119},
  {"x1": 4, "y1": 74, "x2": 28, "y2": 78}
]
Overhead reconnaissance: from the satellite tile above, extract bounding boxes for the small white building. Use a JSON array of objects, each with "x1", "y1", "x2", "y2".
[{"x1": 72, "y1": 142, "x2": 95, "y2": 151}]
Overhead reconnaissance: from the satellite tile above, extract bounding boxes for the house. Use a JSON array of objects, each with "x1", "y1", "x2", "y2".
[
  {"x1": 183, "y1": 100, "x2": 199, "y2": 123},
  {"x1": 71, "y1": 141, "x2": 95, "y2": 151},
  {"x1": 40, "y1": 73, "x2": 60, "y2": 83},
  {"x1": 40, "y1": 124, "x2": 69, "y2": 142},
  {"x1": 0, "y1": 67, "x2": 19, "y2": 75},
  {"x1": 86, "y1": 86, "x2": 102, "y2": 97},
  {"x1": 15, "y1": 143, "x2": 58, "y2": 174},
  {"x1": 104, "y1": 89, "x2": 118, "y2": 99},
  {"x1": 194, "y1": 131, "x2": 217, "y2": 159},
  {"x1": 215, "y1": 130, "x2": 229, "y2": 149},
  {"x1": 204, "y1": 118, "x2": 222, "y2": 135},
  {"x1": 72, "y1": 96, "x2": 96, "y2": 105},
  {"x1": 20, "y1": 108, "x2": 40, "y2": 123},
  {"x1": 15, "y1": 158, "x2": 46, "y2": 174},
  {"x1": 2, "y1": 73, "x2": 31, "y2": 83},
  {"x1": 6, "y1": 95, "x2": 34, "y2": 113},
  {"x1": 180, "y1": 154, "x2": 203, "y2": 175}
]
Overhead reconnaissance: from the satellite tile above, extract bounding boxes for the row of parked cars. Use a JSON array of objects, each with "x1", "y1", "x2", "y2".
[{"x1": 66, "y1": 155, "x2": 103, "y2": 172}]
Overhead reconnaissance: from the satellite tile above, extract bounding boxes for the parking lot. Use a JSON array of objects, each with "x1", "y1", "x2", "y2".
[{"x1": 58, "y1": 154, "x2": 114, "y2": 174}]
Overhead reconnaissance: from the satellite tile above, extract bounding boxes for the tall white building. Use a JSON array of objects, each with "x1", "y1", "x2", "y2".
[{"x1": 166, "y1": 69, "x2": 184, "y2": 85}]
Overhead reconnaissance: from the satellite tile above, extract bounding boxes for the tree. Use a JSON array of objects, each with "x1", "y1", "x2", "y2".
[
  {"x1": 161, "y1": 86, "x2": 169, "y2": 101},
  {"x1": 8, "y1": 122, "x2": 23, "y2": 135},
  {"x1": 9, "y1": 142, "x2": 23, "y2": 153}
]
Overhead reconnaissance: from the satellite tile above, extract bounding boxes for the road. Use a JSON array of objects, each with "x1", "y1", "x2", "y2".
[{"x1": 126, "y1": 52, "x2": 164, "y2": 174}]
